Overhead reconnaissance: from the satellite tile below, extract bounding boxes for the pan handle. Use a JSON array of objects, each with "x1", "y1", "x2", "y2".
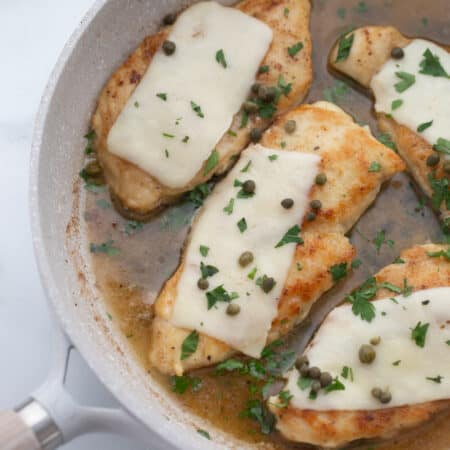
[{"x1": 0, "y1": 328, "x2": 149, "y2": 450}]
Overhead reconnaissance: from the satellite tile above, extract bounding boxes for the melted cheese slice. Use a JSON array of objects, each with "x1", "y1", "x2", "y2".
[
  {"x1": 107, "y1": 1, "x2": 272, "y2": 188},
  {"x1": 280, "y1": 287, "x2": 450, "y2": 411},
  {"x1": 371, "y1": 39, "x2": 450, "y2": 150},
  {"x1": 170, "y1": 145, "x2": 320, "y2": 357}
]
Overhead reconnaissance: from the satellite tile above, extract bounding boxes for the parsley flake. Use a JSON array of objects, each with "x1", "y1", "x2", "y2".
[
  {"x1": 374, "y1": 230, "x2": 394, "y2": 253},
  {"x1": 325, "y1": 378, "x2": 346, "y2": 393},
  {"x1": 330, "y1": 262, "x2": 348, "y2": 281},
  {"x1": 215, "y1": 49, "x2": 227, "y2": 68},
  {"x1": 288, "y1": 41, "x2": 304, "y2": 57},
  {"x1": 394, "y1": 71, "x2": 416, "y2": 93},
  {"x1": 241, "y1": 160, "x2": 252, "y2": 173},
  {"x1": 392, "y1": 360, "x2": 401, "y2": 366},
  {"x1": 268, "y1": 154, "x2": 278, "y2": 161},
  {"x1": 427, "y1": 247, "x2": 450, "y2": 260},
  {"x1": 237, "y1": 217, "x2": 247, "y2": 233},
  {"x1": 351, "y1": 259, "x2": 362, "y2": 269},
  {"x1": 335, "y1": 33, "x2": 354, "y2": 63},
  {"x1": 278, "y1": 75, "x2": 292, "y2": 96},
  {"x1": 200, "y1": 262, "x2": 218, "y2": 279},
  {"x1": 203, "y1": 150, "x2": 219, "y2": 175},
  {"x1": 171, "y1": 374, "x2": 202, "y2": 394},
  {"x1": 180, "y1": 330, "x2": 199, "y2": 360},
  {"x1": 83, "y1": 129, "x2": 96, "y2": 155},
  {"x1": 197, "y1": 429, "x2": 211, "y2": 440},
  {"x1": 206, "y1": 285, "x2": 238, "y2": 309},
  {"x1": 275, "y1": 225, "x2": 303, "y2": 248},
  {"x1": 433, "y1": 138, "x2": 450, "y2": 155},
  {"x1": 368, "y1": 161, "x2": 382, "y2": 172},
  {"x1": 426, "y1": 375, "x2": 443, "y2": 383},
  {"x1": 223, "y1": 198, "x2": 234, "y2": 215},
  {"x1": 417, "y1": 121, "x2": 433, "y2": 132},
  {"x1": 156, "y1": 92, "x2": 167, "y2": 101},
  {"x1": 411, "y1": 321, "x2": 429, "y2": 348},
  {"x1": 199, "y1": 245, "x2": 209, "y2": 257},
  {"x1": 90, "y1": 240, "x2": 120, "y2": 256},
  {"x1": 346, "y1": 277, "x2": 377, "y2": 322},
  {"x1": 419, "y1": 49, "x2": 449, "y2": 78},
  {"x1": 341, "y1": 366, "x2": 354, "y2": 381},
  {"x1": 276, "y1": 390, "x2": 293, "y2": 408},
  {"x1": 191, "y1": 100, "x2": 205, "y2": 118},
  {"x1": 391, "y1": 99, "x2": 403, "y2": 110}
]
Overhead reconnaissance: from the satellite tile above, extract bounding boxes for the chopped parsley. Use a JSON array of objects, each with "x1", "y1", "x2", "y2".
[
  {"x1": 83, "y1": 129, "x2": 96, "y2": 155},
  {"x1": 323, "y1": 80, "x2": 349, "y2": 104},
  {"x1": 241, "y1": 160, "x2": 252, "y2": 173},
  {"x1": 278, "y1": 75, "x2": 292, "y2": 96},
  {"x1": 206, "y1": 285, "x2": 238, "y2": 309},
  {"x1": 288, "y1": 41, "x2": 304, "y2": 57},
  {"x1": 368, "y1": 161, "x2": 382, "y2": 172},
  {"x1": 275, "y1": 390, "x2": 293, "y2": 408},
  {"x1": 268, "y1": 154, "x2": 278, "y2": 161},
  {"x1": 240, "y1": 110, "x2": 249, "y2": 129},
  {"x1": 182, "y1": 135, "x2": 189, "y2": 143},
  {"x1": 341, "y1": 366, "x2": 354, "y2": 381},
  {"x1": 411, "y1": 321, "x2": 429, "y2": 348},
  {"x1": 426, "y1": 375, "x2": 443, "y2": 383},
  {"x1": 354, "y1": 1, "x2": 368, "y2": 13},
  {"x1": 419, "y1": 48, "x2": 449, "y2": 78},
  {"x1": 275, "y1": 225, "x2": 303, "y2": 248},
  {"x1": 394, "y1": 71, "x2": 416, "y2": 93},
  {"x1": 402, "y1": 277, "x2": 413, "y2": 297},
  {"x1": 392, "y1": 360, "x2": 401, "y2": 366},
  {"x1": 180, "y1": 330, "x2": 199, "y2": 360},
  {"x1": 90, "y1": 240, "x2": 120, "y2": 256},
  {"x1": 296, "y1": 262, "x2": 302, "y2": 271},
  {"x1": 124, "y1": 220, "x2": 144, "y2": 235},
  {"x1": 191, "y1": 100, "x2": 205, "y2": 118},
  {"x1": 215, "y1": 49, "x2": 227, "y2": 68},
  {"x1": 324, "y1": 378, "x2": 346, "y2": 393},
  {"x1": 197, "y1": 429, "x2": 211, "y2": 440},
  {"x1": 156, "y1": 92, "x2": 167, "y2": 101},
  {"x1": 428, "y1": 173, "x2": 450, "y2": 210},
  {"x1": 199, "y1": 245, "x2": 209, "y2": 257},
  {"x1": 200, "y1": 262, "x2": 218, "y2": 279},
  {"x1": 162, "y1": 132, "x2": 174, "y2": 138},
  {"x1": 373, "y1": 230, "x2": 394, "y2": 253},
  {"x1": 433, "y1": 138, "x2": 450, "y2": 155},
  {"x1": 427, "y1": 247, "x2": 450, "y2": 260},
  {"x1": 223, "y1": 198, "x2": 234, "y2": 215},
  {"x1": 297, "y1": 376, "x2": 313, "y2": 390},
  {"x1": 237, "y1": 217, "x2": 247, "y2": 233},
  {"x1": 346, "y1": 277, "x2": 378, "y2": 322},
  {"x1": 186, "y1": 182, "x2": 213, "y2": 208},
  {"x1": 203, "y1": 150, "x2": 219, "y2": 175},
  {"x1": 391, "y1": 99, "x2": 403, "y2": 110},
  {"x1": 283, "y1": 7, "x2": 290, "y2": 17},
  {"x1": 259, "y1": 65, "x2": 269, "y2": 74},
  {"x1": 351, "y1": 259, "x2": 362, "y2": 269},
  {"x1": 377, "y1": 133, "x2": 398, "y2": 152},
  {"x1": 329, "y1": 262, "x2": 348, "y2": 282},
  {"x1": 247, "y1": 267, "x2": 257, "y2": 280},
  {"x1": 164, "y1": 149, "x2": 169, "y2": 158},
  {"x1": 170, "y1": 374, "x2": 202, "y2": 394},
  {"x1": 446, "y1": 340, "x2": 450, "y2": 346},
  {"x1": 417, "y1": 120, "x2": 433, "y2": 132},
  {"x1": 234, "y1": 179, "x2": 255, "y2": 199},
  {"x1": 134, "y1": 101, "x2": 139, "y2": 108},
  {"x1": 240, "y1": 400, "x2": 275, "y2": 435},
  {"x1": 335, "y1": 33, "x2": 354, "y2": 63},
  {"x1": 215, "y1": 359, "x2": 245, "y2": 372}
]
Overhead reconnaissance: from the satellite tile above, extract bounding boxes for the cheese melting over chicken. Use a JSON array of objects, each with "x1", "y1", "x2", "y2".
[
  {"x1": 107, "y1": 1, "x2": 272, "y2": 188},
  {"x1": 278, "y1": 287, "x2": 450, "y2": 410},
  {"x1": 371, "y1": 40, "x2": 450, "y2": 154},
  {"x1": 170, "y1": 145, "x2": 320, "y2": 357}
]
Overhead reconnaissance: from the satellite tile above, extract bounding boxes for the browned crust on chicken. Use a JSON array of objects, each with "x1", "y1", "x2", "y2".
[
  {"x1": 270, "y1": 244, "x2": 450, "y2": 448},
  {"x1": 91, "y1": 0, "x2": 312, "y2": 216},
  {"x1": 149, "y1": 102, "x2": 404, "y2": 375},
  {"x1": 329, "y1": 26, "x2": 450, "y2": 219}
]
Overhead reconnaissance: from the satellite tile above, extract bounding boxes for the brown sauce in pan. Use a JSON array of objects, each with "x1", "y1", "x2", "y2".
[{"x1": 83, "y1": 0, "x2": 450, "y2": 447}]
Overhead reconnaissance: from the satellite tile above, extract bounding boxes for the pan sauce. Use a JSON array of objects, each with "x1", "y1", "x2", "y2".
[{"x1": 83, "y1": 0, "x2": 450, "y2": 448}]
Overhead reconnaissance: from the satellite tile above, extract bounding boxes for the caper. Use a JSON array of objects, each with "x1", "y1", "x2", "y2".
[
  {"x1": 444, "y1": 161, "x2": 450, "y2": 174},
  {"x1": 243, "y1": 179, "x2": 256, "y2": 194},
  {"x1": 391, "y1": 47, "x2": 404, "y2": 59},
  {"x1": 262, "y1": 277, "x2": 275, "y2": 293},
  {"x1": 315, "y1": 173, "x2": 327, "y2": 186},
  {"x1": 243, "y1": 100, "x2": 259, "y2": 114},
  {"x1": 162, "y1": 12, "x2": 177, "y2": 25},
  {"x1": 300, "y1": 363, "x2": 310, "y2": 376},
  {"x1": 380, "y1": 390, "x2": 392, "y2": 404},
  {"x1": 308, "y1": 366, "x2": 321, "y2": 379},
  {"x1": 310, "y1": 199, "x2": 322, "y2": 210},
  {"x1": 306, "y1": 212, "x2": 316, "y2": 221},
  {"x1": 295, "y1": 355, "x2": 309, "y2": 370},
  {"x1": 239, "y1": 251, "x2": 254, "y2": 267},
  {"x1": 162, "y1": 40, "x2": 176, "y2": 55},
  {"x1": 281, "y1": 198, "x2": 294, "y2": 209},
  {"x1": 371, "y1": 387, "x2": 382, "y2": 399},
  {"x1": 320, "y1": 372, "x2": 332, "y2": 388},
  {"x1": 426, "y1": 153, "x2": 440, "y2": 167},
  {"x1": 226, "y1": 303, "x2": 241, "y2": 316},
  {"x1": 359, "y1": 344, "x2": 376, "y2": 364},
  {"x1": 370, "y1": 336, "x2": 381, "y2": 346},
  {"x1": 257, "y1": 85, "x2": 277, "y2": 103},
  {"x1": 84, "y1": 160, "x2": 102, "y2": 177},
  {"x1": 197, "y1": 278, "x2": 209, "y2": 290},
  {"x1": 250, "y1": 128, "x2": 262, "y2": 142},
  {"x1": 251, "y1": 83, "x2": 261, "y2": 94},
  {"x1": 284, "y1": 120, "x2": 297, "y2": 134},
  {"x1": 311, "y1": 380, "x2": 322, "y2": 393}
]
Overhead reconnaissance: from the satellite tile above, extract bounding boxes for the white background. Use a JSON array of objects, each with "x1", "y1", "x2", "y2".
[{"x1": 0, "y1": 2, "x2": 147, "y2": 449}]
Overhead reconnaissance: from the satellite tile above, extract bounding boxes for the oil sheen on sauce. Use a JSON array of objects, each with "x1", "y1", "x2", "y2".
[{"x1": 84, "y1": 0, "x2": 450, "y2": 448}]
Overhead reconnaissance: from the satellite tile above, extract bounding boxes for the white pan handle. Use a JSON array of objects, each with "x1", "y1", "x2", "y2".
[{"x1": 1, "y1": 327, "x2": 149, "y2": 450}]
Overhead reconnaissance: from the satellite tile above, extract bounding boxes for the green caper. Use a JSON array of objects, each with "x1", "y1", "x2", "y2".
[
  {"x1": 284, "y1": 120, "x2": 297, "y2": 134},
  {"x1": 371, "y1": 387, "x2": 382, "y2": 399},
  {"x1": 243, "y1": 100, "x2": 259, "y2": 114},
  {"x1": 315, "y1": 173, "x2": 327, "y2": 186},
  {"x1": 311, "y1": 380, "x2": 322, "y2": 393},
  {"x1": 306, "y1": 212, "x2": 316, "y2": 222},
  {"x1": 380, "y1": 390, "x2": 392, "y2": 404},
  {"x1": 308, "y1": 366, "x2": 321, "y2": 379},
  {"x1": 84, "y1": 160, "x2": 102, "y2": 177},
  {"x1": 391, "y1": 47, "x2": 404, "y2": 59},
  {"x1": 251, "y1": 83, "x2": 261, "y2": 94},
  {"x1": 162, "y1": 40, "x2": 176, "y2": 55},
  {"x1": 295, "y1": 355, "x2": 309, "y2": 370},
  {"x1": 281, "y1": 198, "x2": 294, "y2": 209},
  {"x1": 426, "y1": 153, "x2": 440, "y2": 167},
  {"x1": 162, "y1": 12, "x2": 177, "y2": 25},
  {"x1": 243, "y1": 180, "x2": 256, "y2": 194},
  {"x1": 444, "y1": 161, "x2": 450, "y2": 174},
  {"x1": 226, "y1": 303, "x2": 241, "y2": 316},
  {"x1": 257, "y1": 85, "x2": 277, "y2": 103},
  {"x1": 310, "y1": 199, "x2": 322, "y2": 210},
  {"x1": 262, "y1": 277, "x2": 275, "y2": 293},
  {"x1": 197, "y1": 278, "x2": 209, "y2": 290},
  {"x1": 319, "y1": 372, "x2": 332, "y2": 387},
  {"x1": 359, "y1": 344, "x2": 376, "y2": 364},
  {"x1": 299, "y1": 363, "x2": 310, "y2": 376},
  {"x1": 370, "y1": 336, "x2": 381, "y2": 346},
  {"x1": 250, "y1": 128, "x2": 262, "y2": 142},
  {"x1": 239, "y1": 251, "x2": 254, "y2": 267}
]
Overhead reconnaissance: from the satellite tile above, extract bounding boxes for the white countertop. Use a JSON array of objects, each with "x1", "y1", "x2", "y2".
[{"x1": 0, "y1": 2, "x2": 147, "y2": 449}]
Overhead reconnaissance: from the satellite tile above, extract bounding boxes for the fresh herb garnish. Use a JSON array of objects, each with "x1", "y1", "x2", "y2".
[
  {"x1": 427, "y1": 247, "x2": 450, "y2": 260},
  {"x1": 191, "y1": 101, "x2": 205, "y2": 118},
  {"x1": 240, "y1": 110, "x2": 249, "y2": 129},
  {"x1": 203, "y1": 150, "x2": 219, "y2": 175},
  {"x1": 428, "y1": 173, "x2": 450, "y2": 210},
  {"x1": 199, "y1": 245, "x2": 209, "y2": 257},
  {"x1": 297, "y1": 376, "x2": 313, "y2": 390},
  {"x1": 275, "y1": 390, "x2": 293, "y2": 408},
  {"x1": 351, "y1": 259, "x2": 362, "y2": 269},
  {"x1": 200, "y1": 262, "x2": 218, "y2": 279},
  {"x1": 84, "y1": 129, "x2": 96, "y2": 155},
  {"x1": 392, "y1": 360, "x2": 401, "y2": 366},
  {"x1": 355, "y1": 1, "x2": 368, "y2": 13},
  {"x1": 180, "y1": 330, "x2": 199, "y2": 360},
  {"x1": 215, "y1": 359, "x2": 245, "y2": 372},
  {"x1": 402, "y1": 278, "x2": 413, "y2": 297},
  {"x1": 368, "y1": 161, "x2": 382, "y2": 172},
  {"x1": 259, "y1": 65, "x2": 269, "y2": 74},
  {"x1": 170, "y1": 374, "x2": 202, "y2": 394},
  {"x1": 323, "y1": 80, "x2": 349, "y2": 104},
  {"x1": 162, "y1": 132, "x2": 174, "y2": 138},
  {"x1": 275, "y1": 225, "x2": 303, "y2": 248},
  {"x1": 164, "y1": 149, "x2": 170, "y2": 158},
  {"x1": 223, "y1": 198, "x2": 234, "y2": 215},
  {"x1": 346, "y1": 277, "x2": 377, "y2": 322},
  {"x1": 215, "y1": 49, "x2": 227, "y2": 68},
  {"x1": 124, "y1": 220, "x2": 144, "y2": 235},
  {"x1": 241, "y1": 160, "x2": 252, "y2": 173},
  {"x1": 341, "y1": 366, "x2": 354, "y2": 381},
  {"x1": 297, "y1": 262, "x2": 302, "y2": 271},
  {"x1": 419, "y1": 49, "x2": 449, "y2": 78},
  {"x1": 324, "y1": 378, "x2": 346, "y2": 393},
  {"x1": 378, "y1": 281, "x2": 402, "y2": 294},
  {"x1": 417, "y1": 121, "x2": 433, "y2": 132},
  {"x1": 377, "y1": 133, "x2": 398, "y2": 152},
  {"x1": 134, "y1": 101, "x2": 139, "y2": 108},
  {"x1": 411, "y1": 321, "x2": 429, "y2": 348},
  {"x1": 90, "y1": 240, "x2": 120, "y2": 256},
  {"x1": 237, "y1": 217, "x2": 247, "y2": 233},
  {"x1": 186, "y1": 182, "x2": 213, "y2": 207},
  {"x1": 426, "y1": 375, "x2": 443, "y2": 383},
  {"x1": 278, "y1": 75, "x2": 292, "y2": 96},
  {"x1": 391, "y1": 99, "x2": 403, "y2": 110},
  {"x1": 393, "y1": 257, "x2": 405, "y2": 264},
  {"x1": 394, "y1": 71, "x2": 416, "y2": 93},
  {"x1": 268, "y1": 154, "x2": 278, "y2": 161},
  {"x1": 240, "y1": 400, "x2": 275, "y2": 435},
  {"x1": 247, "y1": 267, "x2": 257, "y2": 280},
  {"x1": 374, "y1": 230, "x2": 394, "y2": 253},
  {"x1": 433, "y1": 138, "x2": 450, "y2": 155},
  {"x1": 335, "y1": 33, "x2": 354, "y2": 63},
  {"x1": 283, "y1": 7, "x2": 290, "y2": 17},
  {"x1": 206, "y1": 285, "x2": 238, "y2": 309},
  {"x1": 197, "y1": 429, "x2": 211, "y2": 440},
  {"x1": 330, "y1": 262, "x2": 348, "y2": 281},
  {"x1": 182, "y1": 135, "x2": 189, "y2": 143},
  {"x1": 156, "y1": 92, "x2": 167, "y2": 101},
  {"x1": 288, "y1": 41, "x2": 304, "y2": 57}
]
